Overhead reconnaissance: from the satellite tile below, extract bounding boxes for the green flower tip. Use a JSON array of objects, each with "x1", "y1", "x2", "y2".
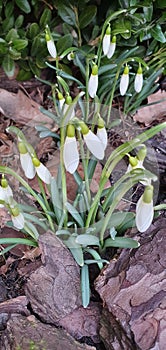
[
  {"x1": 18, "y1": 142, "x2": 27, "y2": 155},
  {"x1": 137, "y1": 65, "x2": 142, "y2": 74},
  {"x1": 98, "y1": 117, "x2": 105, "y2": 129},
  {"x1": 45, "y1": 25, "x2": 51, "y2": 42},
  {"x1": 143, "y1": 185, "x2": 153, "y2": 204},
  {"x1": 92, "y1": 64, "x2": 98, "y2": 76},
  {"x1": 105, "y1": 24, "x2": 111, "y2": 35},
  {"x1": 65, "y1": 95, "x2": 72, "y2": 105},
  {"x1": 11, "y1": 207, "x2": 20, "y2": 217},
  {"x1": 79, "y1": 121, "x2": 89, "y2": 135},
  {"x1": 32, "y1": 157, "x2": 40, "y2": 167},
  {"x1": 67, "y1": 124, "x2": 75, "y2": 137},
  {"x1": 58, "y1": 92, "x2": 64, "y2": 101},
  {"x1": 111, "y1": 35, "x2": 116, "y2": 43},
  {"x1": 1, "y1": 178, "x2": 8, "y2": 188},
  {"x1": 129, "y1": 156, "x2": 138, "y2": 167},
  {"x1": 123, "y1": 65, "x2": 129, "y2": 75},
  {"x1": 137, "y1": 145, "x2": 147, "y2": 161}
]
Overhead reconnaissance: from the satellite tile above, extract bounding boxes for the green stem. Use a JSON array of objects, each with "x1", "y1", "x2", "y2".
[
  {"x1": 0, "y1": 166, "x2": 55, "y2": 232},
  {"x1": 73, "y1": 6, "x2": 82, "y2": 47},
  {"x1": 77, "y1": 130, "x2": 91, "y2": 204},
  {"x1": 60, "y1": 127, "x2": 68, "y2": 226},
  {"x1": 37, "y1": 177, "x2": 51, "y2": 211},
  {"x1": 85, "y1": 58, "x2": 90, "y2": 123}
]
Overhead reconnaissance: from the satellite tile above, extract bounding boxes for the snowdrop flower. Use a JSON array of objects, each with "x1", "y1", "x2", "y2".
[
  {"x1": 136, "y1": 185, "x2": 154, "y2": 232},
  {"x1": 45, "y1": 25, "x2": 57, "y2": 58},
  {"x1": 0, "y1": 177, "x2": 13, "y2": 208},
  {"x1": 58, "y1": 91, "x2": 65, "y2": 111},
  {"x1": 32, "y1": 158, "x2": 52, "y2": 185},
  {"x1": 63, "y1": 95, "x2": 75, "y2": 124},
  {"x1": 80, "y1": 122, "x2": 104, "y2": 160},
  {"x1": 97, "y1": 117, "x2": 108, "y2": 150},
  {"x1": 120, "y1": 65, "x2": 129, "y2": 96},
  {"x1": 107, "y1": 36, "x2": 116, "y2": 59},
  {"x1": 67, "y1": 52, "x2": 75, "y2": 61},
  {"x1": 11, "y1": 206, "x2": 25, "y2": 230},
  {"x1": 88, "y1": 64, "x2": 98, "y2": 98},
  {"x1": 103, "y1": 25, "x2": 111, "y2": 56},
  {"x1": 134, "y1": 64, "x2": 143, "y2": 93},
  {"x1": 18, "y1": 142, "x2": 36, "y2": 179},
  {"x1": 63, "y1": 124, "x2": 79, "y2": 174}
]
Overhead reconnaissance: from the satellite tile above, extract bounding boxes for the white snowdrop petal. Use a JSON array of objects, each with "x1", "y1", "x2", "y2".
[
  {"x1": 36, "y1": 163, "x2": 52, "y2": 184},
  {"x1": 63, "y1": 104, "x2": 75, "y2": 124},
  {"x1": 88, "y1": 74, "x2": 98, "y2": 98},
  {"x1": 120, "y1": 74, "x2": 129, "y2": 96},
  {"x1": 20, "y1": 153, "x2": 36, "y2": 179},
  {"x1": 84, "y1": 130, "x2": 104, "y2": 160},
  {"x1": 103, "y1": 34, "x2": 110, "y2": 55},
  {"x1": 63, "y1": 136, "x2": 79, "y2": 174},
  {"x1": 59, "y1": 98, "x2": 65, "y2": 111},
  {"x1": 47, "y1": 40, "x2": 57, "y2": 58},
  {"x1": 107, "y1": 42, "x2": 116, "y2": 59},
  {"x1": 0, "y1": 186, "x2": 5, "y2": 207},
  {"x1": 136, "y1": 196, "x2": 154, "y2": 232},
  {"x1": 134, "y1": 73, "x2": 143, "y2": 93},
  {"x1": 97, "y1": 127, "x2": 108, "y2": 150},
  {"x1": 12, "y1": 213, "x2": 25, "y2": 230}
]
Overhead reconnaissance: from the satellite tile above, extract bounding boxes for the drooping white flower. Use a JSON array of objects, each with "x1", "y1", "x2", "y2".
[
  {"x1": 80, "y1": 122, "x2": 104, "y2": 160},
  {"x1": 45, "y1": 25, "x2": 57, "y2": 58},
  {"x1": 120, "y1": 65, "x2": 129, "y2": 96},
  {"x1": 58, "y1": 91, "x2": 65, "y2": 111},
  {"x1": 107, "y1": 36, "x2": 116, "y2": 59},
  {"x1": 11, "y1": 207, "x2": 25, "y2": 230},
  {"x1": 97, "y1": 117, "x2": 108, "y2": 150},
  {"x1": 18, "y1": 142, "x2": 36, "y2": 179},
  {"x1": 103, "y1": 25, "x2": 111, "y2": 56},
  {"x1": 134, "y1": 65, "x2": 143, "y2": 93},
  {"x1": 63, "y1": 125, "x2": 79, "y2": 174},
  {"x1": 136, "y1": 185, "x2": 154, "y2": 232},
  {"x1": 0, "y1": 178, "x2": 13, "y2": 208},
  {"x1": 88, "y1": 64, "x2": 98, "y2": 98},
  {"x1": 32, "y1": 158, "x2": 52, "y2": 185},
  {"x1": 67, "y1": 52, "x2": 75, "y2": 61}
]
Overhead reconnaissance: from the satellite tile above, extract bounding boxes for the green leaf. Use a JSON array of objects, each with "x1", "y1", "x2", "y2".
[
  {"x1": 2, "y1": 16, "x2": 14, "y2": 31},
  {"x1": 104, "y1": 237, "x2": 139, "y2": 249},
  {"x1": 151, "y1": 24, "x2": 166, "y2": 43},
  {"x1": 50, "y1": 177, "x2": 62, "y2": 223},
  {"x1": 58, "y1": 4, "x2": 76, "y2": 26},
  {"x1": 5, "y1": 1, "x2": 14, "y2": 17},
  {"x1": 15, "y1": 15, "x2": 24, "y2": 28},
  {"x1": 143, "y1": 5, "x2": 153, "y2": 22},
  {"x1": 39, "y1": 8, "x2": 52, "y2": 28},
  {"x1": 16, "y1": 69, "x2": 33, "y2": 81},
  {"x1": 65, "y1": 235, "x2": 84, "y2": 266},
  {"x1": 6, "y1": 28, "x2": 19, "y2": 42},
  {"x1": 75, "y1": 234, "x2": 100, "y2": 246},
  {"x1": 81, "y1": 264, "x2": 90, "y2": 308},
  {"x1": 13, "y1": 39, "x2": 28, "y2": 51},
  {"x1": 79, "y1": 5, "x2": 97, "y2": 29},
  {"x1": 57, "y1": 34, "x2": 73, "y2": 55},
  {"x1": 65, "y1": 202, "x2": 84, "y2": 227},
  {"x1": 84, "y1": 247, "x2": 104, "y2": 269},
  {"x1": 2, "y1": 55, "x2": 15, "y2": 77},
  {"x1": 15, "y1": 0, "x2": 31, "y2": 13},
  {"x1": 0, "y1": 237, "x2": 37, "y2": 247},
  {"x1": 27, "y1": 23, "x2": 40, "y2": 39}
]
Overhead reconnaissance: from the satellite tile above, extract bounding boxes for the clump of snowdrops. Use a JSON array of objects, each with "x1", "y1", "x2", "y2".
[{"x1": 0, "y1": 18, "x2": 166, "y2": 307}]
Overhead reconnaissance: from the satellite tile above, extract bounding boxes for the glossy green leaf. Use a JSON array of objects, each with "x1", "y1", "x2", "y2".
[
  {"x1": 39, "y1": 8, "x2": 52, "y2": 28},
  {"x1": 15, "y1": 15, "x2": 24, "y2": 28},
  {"x1": 75, "y1": 234, "x2": 99, "y2": 246},
  {"x1": 2, "y1": 15, "x2": 14, "y2": 31},
  {"x1": 65, "y1": 236, "x2": 84, "y2": 266},
  {"x1": 27, "y1": 23, "x2": 40, "y2": 39},
  {"x1": 81, "y1": 264, "x2": 90, "y2": 308},
  {"x1": 16, "y1": 69, "x2": 33, "y2": 81},
  {"x1": 15, "y1": 0, "x2": 31, "y2": 13},
  {"x1": 58, "y1": 4, "x2": 76, "y2": 26},
  {"x1": 84, "y1": 247, "x2": 104, "y2": 269},
  {"x1": 143, "y1": 5, "x2": 153, "y2": 21},
  {"x1": 57, "y1": 34, "x2": 73, "y2": 55},
  {"x1": 6, "y1": 28, "x2": 19, "y2": 42},
  {"x1": 2, "y1": 55, "x2": 15, "y2": 77},
  {"x1": 13, "y1": 39, "x2": 28, "y2": 51},
  {"x1": 5, "y1": 1, "x2": 14, "y2": 17},
  {"x1": 104, "y1": 237, "x2": 139, "y2": 249},
  {"x1": 151, "y1": 24, "x2": 166, "y2": 43},
  {"x1": 79, "y1": 5, "x2": 97, "y2": 29},
  {"x1": 0, "y1": 237, "x2": 37, "y2": 247}
]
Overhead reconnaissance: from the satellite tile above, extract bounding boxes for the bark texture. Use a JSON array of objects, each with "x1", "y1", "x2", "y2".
[{"x1": 95, "y1": 218, "x2": 166, "y2": 350}]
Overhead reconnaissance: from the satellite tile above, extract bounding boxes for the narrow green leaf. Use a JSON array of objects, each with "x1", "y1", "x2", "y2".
[
  {"x1": 75, "y1": 234, "x2": 99, "y2": 246},
  {"x1": 65, "y1": 202, "x2": 84, "y2": 227},
  {"x1": 50, "y1": 177, "x2": 63, "y2": 223},
  {"x1": 65, "y1": 236, "x2": 84, "y2": 266},
  {"x1": 84, "y1": 247, "x2": 104, "y2": 269},
  {"x1": 0, "y1": 244, "x2": 17, "y2": 256},
  {"x1": 0, "y1": 238, "x2": 37, "y2": 247},
  {"x1": 81, "y1": 264, "x2": 90, "y2": 308},
  {"x1": 103, "y1": 237, "x2": 140, "y2": 249}
]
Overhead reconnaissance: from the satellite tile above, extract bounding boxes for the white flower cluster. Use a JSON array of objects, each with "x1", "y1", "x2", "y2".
[{"x1": 63, "y1": 120, "x2": 107, "y2": 174}]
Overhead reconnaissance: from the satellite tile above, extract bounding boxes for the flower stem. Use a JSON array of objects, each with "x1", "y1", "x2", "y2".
[{"x1": 77, "y1": 130, "x2": 91, "y2": 204}]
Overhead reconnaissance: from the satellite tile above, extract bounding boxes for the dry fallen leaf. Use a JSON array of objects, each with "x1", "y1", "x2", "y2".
[{"x1": 133, "y1": 90, "x2": 166, "y2": 125}]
